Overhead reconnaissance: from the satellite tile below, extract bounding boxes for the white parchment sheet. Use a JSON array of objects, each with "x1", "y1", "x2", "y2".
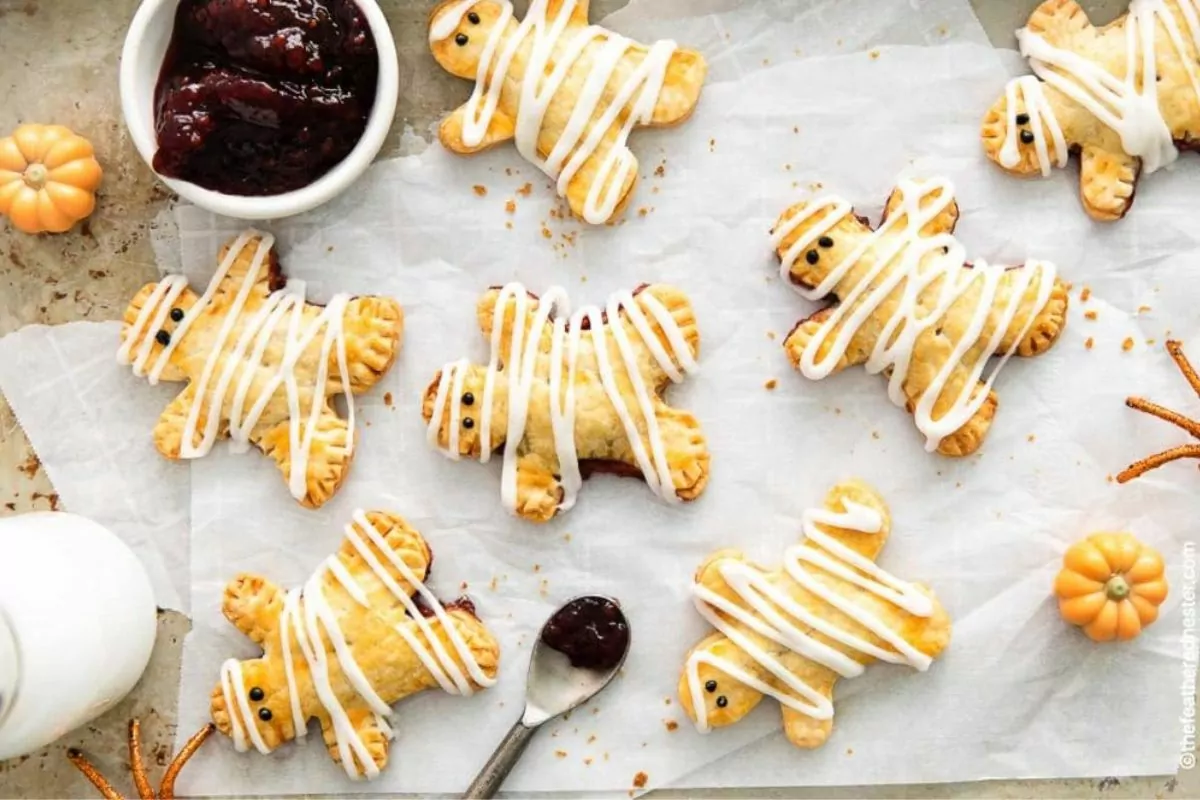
[{"x1": 167, "y1": 34, "x2": 1200, "y2": 800}]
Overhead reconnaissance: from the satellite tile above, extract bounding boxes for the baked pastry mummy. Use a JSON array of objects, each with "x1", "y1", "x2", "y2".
[
  {"x1": 772, "y1": 178, "x2": 1069, "y2": 456},
  {"x1": 678, "y1": 480, "x2": 951, "y2": 749},
  {"x1": 981, "y1": 0, "x2": 1200, "y2": 220},
  {"x1": 422, "y1": 282, "x2": 709, "y2": 522},
  {"x1": 211, "y1": 510, "x2": 499, "y2": 780},
  {"x1": 117, "y1": 230, "x2": 403, "y2": 507},
  {"x1": 428, "y1": 0, "x2": 706, "y2": 224}
]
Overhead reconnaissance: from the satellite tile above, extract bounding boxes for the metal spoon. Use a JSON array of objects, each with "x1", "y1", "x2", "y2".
[{"x1": 463, "y1": 595, "x2": 631, "y2": 799}]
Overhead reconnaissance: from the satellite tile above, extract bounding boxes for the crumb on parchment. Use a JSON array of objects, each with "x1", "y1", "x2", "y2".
[
  {"x1": 517, "y1": 182, "x2": 533, "y2": 196},
  {"x1": 1084, "y1": 310, "x2": 1097, "y2": 320},
  {"x1": 505, "y1": 199, "x2": 516, "y2": 213},
  {"x1": 664, "y1": 719, "x2": 678, "y2": 732},
  {"x1": 764, "y1": 379, "x2": 777, "y2": 390},
  {"x1": 473, "y1": 185, "x2": 487, "y2": 197},
  {"x1": 633, "y1": 772, "x2": 648, "y2": 788},
  {"x1": 1080, "y1": 286, "x2": 1091, "y2": 301},
  {"x1": 1085, "y1": 337, "x2": 1094, "y2": 350},
  {"x1": 1122, "y1": 337, "x2": 1135, "y2": 352}
]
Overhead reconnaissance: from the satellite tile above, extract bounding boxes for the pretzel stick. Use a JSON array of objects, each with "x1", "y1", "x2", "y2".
[
  {"x1": 1125, "y1": 397, "x2": 1200, "y2": 439},
  {"x1": 67, "y1": 749, "x2": 124, "y2": 800},
  {"x1": 1167, "y1": 340, "x2": 1200, "y2": 398},
  {"x1": 1117, "y1": 444, "x2": 1200, "y2": 483},
  {"x1": 128, "y1": 720, "x2": 154, "y2": 800},
  {"x1": 159, "y1": 723, "x2": 215, "y2": 800}
]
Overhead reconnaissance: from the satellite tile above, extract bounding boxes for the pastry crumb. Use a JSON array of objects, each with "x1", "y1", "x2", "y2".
[
  {"x1": 793, "y1": 125, "x2": 799, "y2": 133},
  {"x1": 709, "y1": 138, "x2": 716, "y2": 151},
  {"x1": 633, "y1": 772, "x2": 648, "y2": 789},
  {"x1": 505, "y1": 167, "x2": 513, "y2": 176},
  {"x1": 326, "y1": 245, "x2": 334, "y2": 253},
  {"x1": 584, "y1": 757, "x2": 593, "y2": 766},
  {"x1": 638, "y1": 207, "x2": 649, "y2": 217},
  {"x1": 1106, "y1": 474, "x2": 1114, "y2": 483},
  {"x1": 505, "y1": 199, "x2": 516, "y2": 213},
  {"x1": 784, "y1": 163, "x2": 792, "y2": 171},
  {"x1": 505, "y1": 221, "x2": 513, "y2": 230},
  {"x1": 871, "y1": 430, "x2": 880, "y2": 440},
  {"x1": 555, "y1": 750, "x2": 568, "y2": 759},
  {"x1": 664, "y1": 719, "x2": 678, "y2": 732},
  {"x1": 1122, "y1": 337, "x2": 1135, "y2": 351},
  {"x1": 539, "y1": 578, "x2": 549, "y2": 597},
  {"x1": 383, "y1": 392, "x2": 393, "y2": 407},
  {"x1": 533, "y1": 563, "x2": 541, "y2": 572},
  {"x1": 846, "y1": 747, "x2": 854, "y2": 756},
  {"x1": 592, "y1": 707, "x2": 601, "y2": 715},
  {"x1": 489, "y1": 576, "x2": 499, "y2": 591},
  {"x1": 764, "y1": 378, "x2": 778, "y2": 390},
  {"x1": 564, "y1": 532, "x2": 572, "y2": 542},
  {"x1": 767, "y1": 331, "x2": 777, "y2": 340},
  {"x1": 1147, "y1": 338, "x2": 1157, "y2": 346},
  {"x1": 1080, "y1": 286, "x2": 1091, "y2": 301},
  {"x1": 1083, "y1": 310, "x2": 1097, "y2": 320},
  {"x1": 517, "y1": 182, "x2": 533, "y2": 196},
  {"x1": 1085, "y1": 337, "x2": 1094, "y2": 350},
  {"x1": 869, "y1": 49, "x2": 880, "y2": 59},
  {"x1": 1027, "y1": 434, "x2": 1036, "y2": 443},
  {"x1": 587, "y1": 734, "x2": 597, "y2": 744},
  {"x1": 1137, "y1": 304, "x2": 1152, "y2": 314},
  {"x1": 542, "y1": 226, "x2": 553, "y2": 239},
  {"x1": 473, "y1": 185, "x2": 488, "y2": 197},
  {"x1": 654, "y1": 164, "x2": 665, "y2": 177},
  {"x1": 663, "y1": 697, "x2": 671, "y2": 706},
  {"x1": 936, "y1": 24, "x2": 949, "y2": 36}
]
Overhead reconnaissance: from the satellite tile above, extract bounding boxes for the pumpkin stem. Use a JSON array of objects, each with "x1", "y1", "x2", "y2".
[
  {"x1": 22, "y1": 163, "x2": 48, "y2": 190},
  {"x1": 1105, "y1": 574, "x2": 1131, "y2": 601}
]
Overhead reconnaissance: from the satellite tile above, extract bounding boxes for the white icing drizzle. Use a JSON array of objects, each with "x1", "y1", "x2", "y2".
[
  {"x1": 1014, "y1": 0, "x2": 1200, "y2": 173},
  {"x1": 218, "y1": 511, "x2": 494, "y2": 780},
  {"x1": 685, "y1": 501, "x2": 934, "y2": 732},
  {"x1": 430, "y1": 0, "x2": 677, "y2": 223},
  {"x1": 116, "y1": 231, "x2": 356, "y2": 501},
  {"x1": 999, "y1": 75, "x2": 1069, "y2": 175},
  {"x1": 772, "y1": 178, "x2": 1057, "y2": 452},
  {"x1": 426, "y1": 282, "x2": 697, "y2": 515}
]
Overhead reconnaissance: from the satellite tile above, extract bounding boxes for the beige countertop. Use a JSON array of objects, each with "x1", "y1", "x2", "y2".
[{"x1": 0, "y1": 0, "x2": 1192, "y2": 797}]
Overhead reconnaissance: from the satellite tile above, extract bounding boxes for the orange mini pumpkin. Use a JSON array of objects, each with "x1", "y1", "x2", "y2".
[
  {"x1": 1054, "y1": 532, "x2": 1168, "y2": 642},
  {"x1": 0, "y1": 123, "x2": 102, "y2": 234}
]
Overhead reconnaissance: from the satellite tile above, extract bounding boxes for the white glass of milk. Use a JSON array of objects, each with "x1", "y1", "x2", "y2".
[{"x1": 0, "y1": 512, "x2": 157, "y2": 761}]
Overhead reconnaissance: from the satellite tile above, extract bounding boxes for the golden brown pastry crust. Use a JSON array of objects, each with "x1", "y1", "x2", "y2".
[
  {"x1": 982, "y1": 0, "x2": 1200, "y2": 220},
  {"x1": 421, "y1": 283, "x2": 709, "y2": 522},
  {"x1": 118, "y1": 232, "x2": 403, "y2": 508},
  {"x1": 773, "y1": 180, "x2": 1069, "y2": 457},
  {"x1": 428, "y1": 0, "x2": 706, "y2": 224},
  {"x1": 210, "y1": 511, "x2": 499, "y2": 779},
  {"x1": 678, "y1": 480, "x2": 952, "y2": 749}
]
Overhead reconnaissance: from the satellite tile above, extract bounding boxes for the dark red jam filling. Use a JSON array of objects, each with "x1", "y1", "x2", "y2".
[
  {"x1": 152, "y1": 0, "x2": 378, "y2": 196},
  {"x1": 540, "y1": 596, "x2": 629, "y2": 671}
]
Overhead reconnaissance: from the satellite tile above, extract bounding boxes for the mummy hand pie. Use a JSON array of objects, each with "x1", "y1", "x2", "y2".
[
  {"x1": 679, "y1": 480, "x2": 952, "y2": 749},
  {"x1": 428, "y1": 0, "x2": 706, "y2": 224},
  {"x1": 981, "y1": 0, "x2": 1200, "y2": 220},
  {"x1": 211, "y1": 511, "x2": 499, "y2": 780},
  {"x1": 117, "y1": 230, "x2": 403, "y2": 508},
  {"x1": 772, "y1": 177, "x2": 1069, "y2": 457},
  {"x1": 422, "y1": 282, "x2": 709, "y2": 522}
]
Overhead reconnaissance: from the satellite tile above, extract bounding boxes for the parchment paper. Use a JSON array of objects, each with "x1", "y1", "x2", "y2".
[{"x1": 168, "y1": 29, "x2": 1199, "y2": 800}]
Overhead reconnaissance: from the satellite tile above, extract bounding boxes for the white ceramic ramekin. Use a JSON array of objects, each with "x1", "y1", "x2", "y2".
[{"x1": 119, "y1": 0, "x2": 398, "y2": 220}]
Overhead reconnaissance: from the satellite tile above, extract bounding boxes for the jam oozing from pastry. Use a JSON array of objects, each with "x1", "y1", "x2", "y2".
[
  {"x1": 152, "y1": 0, "x2": 378, "y2": 195},
  {"x1": 773, "y1": 177, "x2": 1058, "y2": 453},
  {"x1": 429, "y1": 0, "x2": 692, "y2": 224},
  {"x1": 218, "y1": 511, "x2": 495, "y2": 780},
  {"x1": 541, "y1": 596, "x2": 629, "y2": 672},
  {"x1": 686, "y1": 499, "x2": 934, "y2": 731},
  {"x1": 426, "y1": 282, "x2": 699, "y2": 517}
]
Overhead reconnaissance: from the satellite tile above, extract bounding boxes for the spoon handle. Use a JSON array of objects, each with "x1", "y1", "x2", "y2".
[{"x1": 462, "y1": 719, "x2": 538, "y2": 799}]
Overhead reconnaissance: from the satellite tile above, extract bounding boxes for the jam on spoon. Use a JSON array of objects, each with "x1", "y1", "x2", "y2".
[
  {"x1": 152, "y1": 0, "x2": 379, "y2": 196},
  {"x1": 539, "y1": 595, "x2": 630, "y2": 672}
]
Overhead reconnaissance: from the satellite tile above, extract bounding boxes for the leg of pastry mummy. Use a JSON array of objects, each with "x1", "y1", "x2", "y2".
[
  {"x1": 650, "y1": 48, "x2": 706, "y2": 126},
  {"x1": 927, "y1": 384, "x2": 997, "y2": 458},
  {"x1": 438, "y1": 104, "x2": 516, "y2": 155},
  {"x1": 654, "y1": 403, "x2": 709, "y2": 501},
  {"x1": 563, "y1": 135, "x2": 639, "y2": 223},
  {"x1": 1026, "y1": 0, "x2": 1093, "y2": 42},
  {"x1": 154, "y1": 385, "x2": 207, "y2": 458},
  {"x1": 993, "y1": 270, "x2": 1069, "y2": 357},
  {"x1": 222, "y1": 573, "x2": 286, "y2": 645},
  {"x1": 320, "y1": 709, "x2": 390, "y2": 778},
  {"x1": 338, "y1": 511, "x2": 432, "y2": 601},
  {"x1": 255, "y1": 402, "x2": 352, "y2": 508},
  {"x1": 336, "y1": 297, "x2": 404, "y2": 395},
  {"x1": 1078, "y1": 144, "x2": 1139, "y2": 222},
  {"x1": 882, "y1": 182, "x2": 959, "y2": 236},
  {"x1": 514, "y1": 452, "x2": 563, "y2": 522},
  {"x1": 783, "y1": 306, "x2": 865, "y2": 375},
  {"x1": 217, "y1": 233, "x2": 280, "y2": 298}
]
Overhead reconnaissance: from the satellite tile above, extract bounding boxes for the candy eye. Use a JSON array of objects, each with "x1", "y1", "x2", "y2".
[
  {"x1": 1020, "y1": 130, "x2": 1035, "y2": 144},
  {"x1": 455, "y1": 33, "x2": 469, "y2": 46},
  {"x1": 249, "y1": 687, "x2": 264, "y2": 702},
  {"x1": 169, "y1": 307, "x2": 185, "y2": 322},
  {"x1": 467, "y1": 11, "x2": 480, "y2": 24},
  {"x1": 258, "y1": 708, "x2": 273, "y2": 721},
  {"x1": 704, "y1": 680, "x2": 717, "y2": 693},
  {"x1": 462, "y1": 392, "x2": 475, "y2": 406},
  {"x1": 818, "y1": 235, "x2": 834, "y2": 248},
  {"x1": 1015, "y1": 112, "x2": 1030, "y2": 125},
  {"x1": 716, "y1": 695, "x2": 728, "y2": 708},
  {"x1": 463, "y1": 417, "x2": 475, "y2": 429},
  {"x1": 155, "y1": 330, "x2": 171, "y2": 346},
  {"x1": 805, "y1": 249, "x2": 819, "y2": 265}
]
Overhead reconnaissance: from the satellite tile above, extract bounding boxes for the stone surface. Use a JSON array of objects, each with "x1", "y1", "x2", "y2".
[{"x1": 0, "y1": 0, "x2": 1191, "y2": 797}]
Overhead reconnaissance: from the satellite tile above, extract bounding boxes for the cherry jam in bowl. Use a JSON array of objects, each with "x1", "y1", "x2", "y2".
[{"x1": 119, "y1": 0, "x2": 397, "y2": 220}]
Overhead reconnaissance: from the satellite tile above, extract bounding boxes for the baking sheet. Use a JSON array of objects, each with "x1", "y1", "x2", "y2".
[{"x1": 167, "y1": 37, "x2": 1197, "y2": 799}]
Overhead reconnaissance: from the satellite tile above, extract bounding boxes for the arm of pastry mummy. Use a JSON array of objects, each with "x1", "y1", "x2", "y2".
[
  {"x1": 1026, "y1": 0, "x2": 1094, "y2": 44},
  {"x1": 335, "y1": 297, "x2": 404, "y2": 396},
  {"x1": 651, "y1": 48, "x2": 706, "y2": 126},
  {"x1": 222, "y1": 574, "x2": 286, "y2": 646},
  {"x1": 993, "y1": 268, "x2": 1069, "y2": 357},
  {"x1": 514, "y1": 452, "x2": 564, "y2": 523},
  {"x1": 439, "y1": 104, "x2": 516, "y2": 155},
  {"x1": 337, "y1": 512, "x2": 432, "y2": 604},
  {"x1": 1078, "y1": 144, "x2": 1139, "y2": 221},
  {"x1": 882, "y1": 181, "x2": 959, "y2": 237},
  {"x1": 783, "y1": 306, "x2": 864, "y2": 377},
  {"x1": 321, "y1": 707, "x2": 390, "y2": 778},
  {"x1": 654, "y1": 403, "x2": 709, "y2": 502},
  {"x1": 255, "y1": 403, "x2": 352, "y2": 509},
  {"x1": 154, "y1": 384, "x2": 202, "y2": 458},
  {"x1": 217, "y1": 234, "x2": 279, "y2": 301},
  {"x1": 561, "y1": 133, "x2": 639, "y2": 223},
  {"x1": 476, "y1": 286, "x2": 541, "y2": 356},
  {"x1": 924, "y1": 376, "x2": 998, "y2": 459}
]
